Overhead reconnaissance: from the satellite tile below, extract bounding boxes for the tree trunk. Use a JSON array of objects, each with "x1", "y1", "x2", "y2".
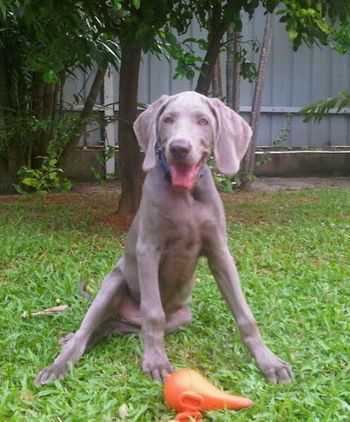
[
  {"x1": 212, "y1": 57, "x2": 222, "y2": 98},
  {"x1": 6, "y1": 143, "x2": 23, "y2": 183},
  {"x1": 58, "y1": 71, "x2": 66, "y2": 118},
  {"x1": 0, "y1": 44, "x2": 22, "y2": 184},
  {"x1": 61, "y1": 62, "x2": 108, "y2": 160},
  {"x1": 32, "y1": 73, "x2": 44, "y2": 121},
  {"x1": 195, "y1": 25, "x2": 227, "y2": 95},
  {"x1": 32, "y1": 77, "x2": 57, "y2": 167},
  {"x1": 116, "y1": 44, "x2": 143, "y2": 215},
  {"x1": 226, "y1": 24, "x2": 241, "y2": 112},
  {"x1": 0, "y1": 46, "x2": 7, "y2": 176},
  {"x1": 240, "y1": 12, "x2": 275, "y2": 190},
  {"x1": 0, "y1": 43, "x2": 10, "y2": 128},
  {"x1": 195, "y1": 2, "x2": 228, "y2": 96}
]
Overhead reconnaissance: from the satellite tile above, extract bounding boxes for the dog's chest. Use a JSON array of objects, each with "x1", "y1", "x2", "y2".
[
  {"x1": 165, "y1": 219, "x2": 201, "y2": 254},
  {"x1": 158, "y1": 200, "x2": 209, "y2": 278},
  {"x1": 158, "y1": 219, "x2": 201, "y2": 304},
  {"x1": 160, "y1": 197, "x2": 208, "y2": 250}
]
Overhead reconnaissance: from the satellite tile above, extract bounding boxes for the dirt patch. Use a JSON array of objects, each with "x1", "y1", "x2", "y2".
[
  {"x1": 101, "y1": 212, "x2": 134, "y2": 231},
  {"x1": 73, "y1": 181, "x2": 121, "y2": 196},
  {"x1": 1, "y1": 177, "x2": 348, "y2": 230},
  {"x1": 252, "y1": 177, "x2": 350, "y2": 192},
  {"x1": 0, "y1": 196, "x2": 20, "y2": 204},
  {"x1": 73, "y1": 177, "x2": 350, "y2": 196},
  {"x1": 42, "y1": 193, "x2": 91, "y2": 206},
  {"x1": 1, "y1": 177, "x2": 349, "y2": 204},
  {"x1": 0, "y1": 190, "x2": 119, "y2": 208}
]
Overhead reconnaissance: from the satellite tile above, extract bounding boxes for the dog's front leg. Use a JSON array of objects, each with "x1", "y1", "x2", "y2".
[
  {"x1": 137, "y1": 243, "x2": 173, "y2": 382},
  {"x1": 207, "y1": 246, "x2": 293, "y2": 384}
]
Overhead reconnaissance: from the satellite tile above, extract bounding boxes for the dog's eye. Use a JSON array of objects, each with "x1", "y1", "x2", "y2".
[
  {"x1": 198, "y1": 118, "x2": 209, "y2": 126},
  {"x1": 164, "y1": 116, "x2": 174, "y2": 124}
]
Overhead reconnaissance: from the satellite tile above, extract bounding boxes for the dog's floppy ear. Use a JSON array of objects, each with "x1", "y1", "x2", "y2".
[
  {"x1": 133, "y1": 95, "x2": 170, "y2": 172},
  {"x1": 210, "y1": 98, "x2": 252, "y2": 176}
]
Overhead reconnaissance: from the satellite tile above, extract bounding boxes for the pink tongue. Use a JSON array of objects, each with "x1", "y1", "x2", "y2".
[{"x1": 170, "y1": 164, "x2": 198, "y2": 190}]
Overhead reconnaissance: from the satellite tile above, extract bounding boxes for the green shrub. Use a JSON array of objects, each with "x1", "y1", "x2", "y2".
[{"x1": 14, "y1": 156, "x2": 72, "y2": 197}]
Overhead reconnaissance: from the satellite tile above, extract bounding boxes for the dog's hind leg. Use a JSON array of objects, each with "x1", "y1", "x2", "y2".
[{"x1": 35, "y1": 263, "x2": 126, "y2": 385}]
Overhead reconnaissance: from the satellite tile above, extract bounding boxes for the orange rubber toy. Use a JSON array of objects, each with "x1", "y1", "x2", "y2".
[{"x1": 164, "y1": 368, "x2": 253, "y2": 421}]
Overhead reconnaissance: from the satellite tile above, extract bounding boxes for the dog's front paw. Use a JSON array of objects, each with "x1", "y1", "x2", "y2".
[
  {"x1": 256, "y1": 349, "x2": 294, "y2": 384},
  {"x1": 35, "y1": 364, "x2": 68, "y2": 385},
  {"x1": 142, "y1": 353, "x2": 173, "y2": 382}
]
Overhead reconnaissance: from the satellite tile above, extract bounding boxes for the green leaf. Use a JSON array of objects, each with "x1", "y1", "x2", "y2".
[
  {"x1": 48, "y1": 158, "x2": 58, "y2": 166},
  {"x1": 43, "y1": 70, "x2": 58, "y2": 84},
  {"x1": 0, "y1": 0, "x2": 6, "y2": 20},
  {"x1": 48, "y1": 172, "x2": 58, "y2": 180},
  {"x1": 22, "y1": 177, "x2": 39, "y2": 187},
  {"x1": 13, "y1": 184, "x2": 31, "y2": 198},
  {"x1": 301, "y1": 91, "x2": 350, "y2": 123},
  {"x1": 61, "y1": 179, "x2": 72, "y2": 192},
  {"x1": 113, "y1": 0, "x2": 122, "y2": 11},
  {"x1": 132, "y1": 0, "x2": 140, "y2": 10},
  {"x1": 288, "y1": 29, "x2": 298, "y2": 41}
]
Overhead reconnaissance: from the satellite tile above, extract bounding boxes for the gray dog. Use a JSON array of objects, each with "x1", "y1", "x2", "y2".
[{"x1": 36, "y1": 91, "x2": 293, "y2": 385}]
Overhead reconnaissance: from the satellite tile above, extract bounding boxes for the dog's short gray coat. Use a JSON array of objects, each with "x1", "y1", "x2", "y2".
[{"x1": 36, "y1": 92, "x2": 293, "y2": 385}]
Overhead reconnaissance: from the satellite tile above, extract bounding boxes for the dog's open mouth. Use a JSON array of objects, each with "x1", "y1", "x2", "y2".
[{"x1": 169, "y1": 158, "x2": 205, "y2": 190}]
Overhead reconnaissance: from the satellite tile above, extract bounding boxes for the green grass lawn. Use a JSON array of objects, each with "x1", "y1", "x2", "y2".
[{"x1": 0, "y1": 187, "x2": 349, "y2": 421}]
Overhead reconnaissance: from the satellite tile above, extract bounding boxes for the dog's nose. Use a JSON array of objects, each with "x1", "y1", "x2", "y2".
[{"x1": 169, "y1": 140, "x2": 191, "y2": 160}]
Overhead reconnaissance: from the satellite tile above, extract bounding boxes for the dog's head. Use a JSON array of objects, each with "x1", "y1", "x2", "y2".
[{"x1": 133, "y1": 91, "x2": 252, "y2": 191}]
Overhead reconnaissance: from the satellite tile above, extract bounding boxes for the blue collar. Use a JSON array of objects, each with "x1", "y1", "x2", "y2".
[
  {"x1": 155, "y1": 142, "x2": 205, "y2": 184},
  {"x1": 156, "y1": 143, "x2": 172, "y2": 183}
]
